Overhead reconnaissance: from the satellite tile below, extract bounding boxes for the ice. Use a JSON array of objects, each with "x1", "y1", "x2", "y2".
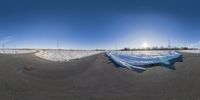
[
  {"x1": 0, "y1": 49, "x2": 37, "y2": 54},
  {"x1": 106, "y1": 51, "x2": 182, "y2": 71},
  {"x1": 35, "y1": 50, "x2": 103, "y2": 62}
]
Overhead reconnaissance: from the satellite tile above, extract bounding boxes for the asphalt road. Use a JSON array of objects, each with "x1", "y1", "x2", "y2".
[{"x1": 0, "y1": 53, "x2": 200, "y2": 100}]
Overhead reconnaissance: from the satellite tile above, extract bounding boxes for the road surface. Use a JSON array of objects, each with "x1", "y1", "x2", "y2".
[{"x1": 0, "y1": 53, "x2": 200, "y2": 100}]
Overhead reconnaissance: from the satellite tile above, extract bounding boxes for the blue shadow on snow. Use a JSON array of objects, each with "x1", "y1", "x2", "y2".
[{"x1": 105, "y1": 53, "x2": 183, "y2": 73}]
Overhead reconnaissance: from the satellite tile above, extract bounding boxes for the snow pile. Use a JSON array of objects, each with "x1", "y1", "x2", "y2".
[
  {"x1": 35, "y1": 50, "x2": 103, "y2": 62},
  {"x1": 179, "y1": 50, "x2": 200, "y2": 53},
  {"x1": 0, "y1": 49, "x2": 37, "y2": 54},
  {"x1": 106, "y1": 51, "x2": 182, "y2": 71}
]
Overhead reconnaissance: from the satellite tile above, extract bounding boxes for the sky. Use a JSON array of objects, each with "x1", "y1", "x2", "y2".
[{"x1": 0, "y1": 0, "x2": 200, "y2": 49}]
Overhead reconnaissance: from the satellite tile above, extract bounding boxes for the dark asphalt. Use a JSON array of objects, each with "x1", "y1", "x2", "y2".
[{"x1": 0, "y1": 53, "x2": 200, "y2": 100}]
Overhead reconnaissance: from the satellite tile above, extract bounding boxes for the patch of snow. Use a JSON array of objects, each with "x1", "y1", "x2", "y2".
[
  {"x1": 179, "y1": 50, "x2": 200, "y2": 53},
  {"x1": 35, "y1": 50, "x2": 103, "y2": 62},
  {"x1": 106, "y1": 51, "x2": 182, "y2": 71},
  {"x1": 0, "y1": 49, "x2": 37, "y2": 54}
]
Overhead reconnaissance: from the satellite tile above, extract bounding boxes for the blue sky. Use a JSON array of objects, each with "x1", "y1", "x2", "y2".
[{"x1": 0, "y1": 0, "x2": 200, "y2": 49}]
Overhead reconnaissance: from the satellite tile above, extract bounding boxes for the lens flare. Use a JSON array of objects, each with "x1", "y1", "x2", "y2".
[{"x1": 142, "y1": 42, "x2": 148, "y2": 48}]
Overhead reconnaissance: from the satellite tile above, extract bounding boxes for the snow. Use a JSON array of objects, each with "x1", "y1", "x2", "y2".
[
  {"x1": 106, "y1": 51, "x2": 182, "y2": 71},
  {"x1": 0, "y1": 49, "x2": 37, "y2": 54},
  {"x1": 179, "y1": 50, "x2": 200, "y2": 53},
  {"x1": 35, "y1": 50, "x2": 103, "y2": 62}
]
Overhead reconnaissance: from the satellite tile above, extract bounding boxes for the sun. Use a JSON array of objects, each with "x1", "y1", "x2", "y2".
[{"x1": 142, "y1": 42, "x2": 149, "y2": 48}]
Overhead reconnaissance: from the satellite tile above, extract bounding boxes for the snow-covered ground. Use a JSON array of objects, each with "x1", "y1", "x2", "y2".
[
  {"x1": 35, "y1": 50, "x2": 103, "y2": 62},
  {"x1": 0, "y1": 49, "x2": 37, "y2": 54},
  {"x1": 179, "y1": 50, "x2": 200, "y2": 53},
  {"x1": 106, "y1": 51, "x2": 182, "y2": 71}
]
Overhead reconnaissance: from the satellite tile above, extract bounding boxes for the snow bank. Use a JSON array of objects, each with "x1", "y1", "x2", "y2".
[
  {"x1": 0, "y1": 49, "x2": 37, "y2": 54},
  {"x1": 35, "y1": 50, "x2": 103, "y2": 62},
  {"x1": 106, "y1": 51, "x2": 182, "y2": 72},
  {"x1": 179, "y1": 50, "x2": 200, "y2": 53}
]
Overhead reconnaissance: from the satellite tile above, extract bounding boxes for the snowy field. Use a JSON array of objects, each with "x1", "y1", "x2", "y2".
[
  {"x1": 0, "y1": 49, "x2": 37, "y2": 54},
  {"x1": 179, "y1": 50, "x2": 200, "y2": 53},
  {"x1": 106, "y1": 51, "x2": 182, "y2": 72},
  {"x1": 35, "y1": 50, "x2": 103, "y2": 62}
]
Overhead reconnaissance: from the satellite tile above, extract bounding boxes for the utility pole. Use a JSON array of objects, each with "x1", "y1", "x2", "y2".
[
  {"x1": 57, "y1": 40, "x2": 59, "y2": 50},
  {"x1": 115, "y1": 44, "x2": 118, "y2": 50},
  {"x1": 168, "y1": 38, "x2": 171, "y2": 49},
  {"x1": 56, "y1": 40, "x2": 60, "y2": 54},
  {"x1": 2, "y1": 43, "x2": 5, "y2": 53},
  {"x1": 14, "y1": 44, "x2": 17, "y2": 54}
]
